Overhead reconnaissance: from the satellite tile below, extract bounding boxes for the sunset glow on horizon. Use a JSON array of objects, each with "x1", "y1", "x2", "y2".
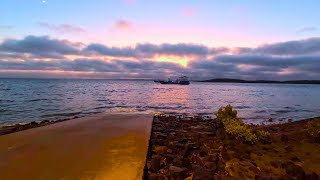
[{"x1": 1, "y1": 0, "x2": 320, "y2": 80}]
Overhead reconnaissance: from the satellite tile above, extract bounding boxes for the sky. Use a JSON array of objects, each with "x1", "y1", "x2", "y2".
[{"x1": 1, "y1": 0, "x2": 320, "y2": 80}]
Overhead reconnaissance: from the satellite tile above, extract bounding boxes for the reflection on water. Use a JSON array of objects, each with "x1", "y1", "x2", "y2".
[{"x1": 1, "y1": 78, "x2": 320, "y2": 125}]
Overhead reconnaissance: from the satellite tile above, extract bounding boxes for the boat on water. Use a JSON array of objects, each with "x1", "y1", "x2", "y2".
[{"x1": 156, "y1": 76, "x2": 190, "y2": 85}]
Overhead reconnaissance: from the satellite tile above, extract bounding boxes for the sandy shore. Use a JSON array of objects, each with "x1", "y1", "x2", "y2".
[{"x1": 0, "y1": 113, "x2": 153, "y2": 180}]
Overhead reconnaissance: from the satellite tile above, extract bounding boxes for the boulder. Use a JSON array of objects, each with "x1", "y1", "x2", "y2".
[
  {"x1": 239, "y1": 160, "x2": 260, "y2": 174},
  {"x1": 281, "y1": 135, "x2": 289, "y2": 143},
  {"x1": 155, "y1": 133, "x2": 167, "y2": 140},
  {"x1": 168, "y1": 166, "x2": 188, "y2": 179},
  {"x1": 30, "y1": 121, "x2": 39, "y2": 126},
  {"x1": 254, "y1": 174, "x2": 272, "y2": 180},
  {"x1": 284, "y1": 145, "x2": 293, "y2": 152},
  {"x1": 174, "y1": 156, "x2": 190, "y2": 167},
  {"x1": 192, "y1": 166, "x2": 215, "y2": 180},
  {"x1": 306, "y1": 172, "x2": 319, "y2": 180},
  {"x1": 150, "y1": 157, "x2": 161, "y2": 172},
  {"x1": 283, "y1": 162, "x2": 306, "y2": 179},
  {"x1": 148, "y1": 173, "x2": 160, "y2": 180},
  {"x1": 153, "y1": 146, "x2": 168, "y2": 154},
  {"x1": 164, "y1": 154, "x2": 175, "y2": 164},
  {"x1": 270, "y1": 160, "x2": 283, "y2": 168},
  {"x1": 205, "y1": 161, "x2": 217, "y2": 170}
]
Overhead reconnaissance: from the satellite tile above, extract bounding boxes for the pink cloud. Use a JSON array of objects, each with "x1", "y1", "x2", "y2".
[
  {"x1": 181, "y1": 7, "x2": 198, "y2": 17},
  {"x1": 38, "y1": 22, "x2": 86, "y2": 34},
  {"x1": 113, "y1": 20, "x2": 133, "y2": 31},
  {"x1": 123, "y1": 0, "x2": 136, "y2": 5}
]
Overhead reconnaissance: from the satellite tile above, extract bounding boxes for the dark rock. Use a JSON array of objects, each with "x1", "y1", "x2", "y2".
[
  {"x1": 289, "y1": 155, "x2": 301, "y2": 162},
  {"x1": 283, "y1": 162, "x2": 306, "y2": 179},
  {"x1": 150, "y1": 157, "x2": 161, "y2": 172},
  {"x1": 269, "y1": 127, "x2": 278, "y2": 132},
  {"x1": 204, "y1": 154, "x2": 218, "y2": 162},
  {"x1": 284, "y1": 145, "x2": 293, "y2": 152},
  {"x1": 281, "y1": 135, "x2": 289, "y2": 143},
  {"x1": 0, "y1": 128, "x2": 15, "y2": 135},
  {"x1": 155, "y1": 139, "x2": 165, "y2": 146},
  {"x1": 40, "y1": 120, "x2": 50, "y2": 124},
  {"x1": 186, "y1": 142, "x2": 199, "y2": 150},
  {"x1": 214, "y1": 175, "x2": 238, "y2": 180},
  {"x1": 199, "y1": 131, "x2": 216, "y2": 137},
  {"x1": 155, "y1": 133, "x2": 167, "y2": 140},
  {"x1": 221, "y1": 151, "x2": 232, "y2": 161},
  {"x1": 270, "y1": 160, "x2": 282, "y2": 168},
  {"x1": 168, "y1": 166, "x2": 188, "y2": 179},
  {"x1": 216, "y1": 159, "x2": 226, "y2": 172},
  {"x1": 199, "y1": 149, "x2": 208, "y2": 157},
  {"x1": 306, "y1": 172, "x2": 319, "y2": 180},
  {"x1": 205, "y1": 161, "x2": 217, "y2": 170},
  {"x1": 216, "y1": 128, "x2": 226, "y2": 139},
  {"x1": 192, "y1": 166, "x2": 215, "y2": 180},
  {"x1": 268, "y1": 118, "x2": 273, "y2": 122},
  {"x1": 149, "y1": 173, "x2": 160, "y2": 180},
  {"x1": 153, "y1": 146, "x2": 168, "y2": 154},
  {"x1": 168, "y1": 141, "x2": 184, "y2": 149},
  {"x1": 164, "y1": 154, "x2": 175, "y2": 164},
  {"x1": 311, "y1": 136, "x2": 320, "y2": 144},
  {"x1": 174, "y1": 156, "x2": 190, "y2": 167},
  {"x1": 191, "y1": 155, "x2": 205, "y2": 166},
  {"x1": 30, "y1": 121, "x2": 38, "y2": 126},
  {"x1": 255, "y1": 174, "x2": 272, "y2": 180},
  {"x1": 239, "y1": 160, "x2": 260, "y2": 174},
  {"x1": 178, "y1": 137, "x2": 189, "y2": 143},
  {"x1": 277, "y1": 174, "x2": 295, "y2": 180}
]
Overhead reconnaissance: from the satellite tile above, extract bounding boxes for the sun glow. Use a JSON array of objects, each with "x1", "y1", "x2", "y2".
[{"x1": 155, "y1": 55, "x2": 188, "y2": 67}]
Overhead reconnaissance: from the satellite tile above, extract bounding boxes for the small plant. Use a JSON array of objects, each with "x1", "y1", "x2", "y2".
[
  {"x1": 307, "y1": 119, "x2": 320, "y2": 137},
  {"x1": 215, "y1": 105, "x2": 258, "y2": 144},
  {"x1": 257, "y1": 130, "x2": 270, "y2": 139},
  {"x1": 256, "y1": 130, "x2": 271, "y2": 143}
]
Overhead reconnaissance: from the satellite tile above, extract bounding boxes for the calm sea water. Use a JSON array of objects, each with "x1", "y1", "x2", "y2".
[{"x1": 1, "y1": 79, "x2": 320, "y2": 125}]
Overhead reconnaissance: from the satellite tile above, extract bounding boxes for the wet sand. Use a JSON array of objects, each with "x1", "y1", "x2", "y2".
[{"x1": 0, "y1": 113, "x2": 153, "y2": 180}]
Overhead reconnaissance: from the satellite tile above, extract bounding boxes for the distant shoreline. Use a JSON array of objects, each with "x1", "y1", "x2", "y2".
[
  {"x1": 1, "y1": 78, "x2": 320, "y2": 84},
  {"x1": 198, "y1": 78, "x2": 320, "y2": 85}
]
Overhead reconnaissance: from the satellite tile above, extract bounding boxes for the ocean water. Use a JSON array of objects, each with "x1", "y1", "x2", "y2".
[{"x1": 1, "y1": 79, "x2": 320, "y2": 125}]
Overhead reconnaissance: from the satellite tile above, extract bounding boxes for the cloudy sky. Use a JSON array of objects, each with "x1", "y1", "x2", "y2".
[{"x1": 1, "y1": 0, "x2": 320, "y2": 80}]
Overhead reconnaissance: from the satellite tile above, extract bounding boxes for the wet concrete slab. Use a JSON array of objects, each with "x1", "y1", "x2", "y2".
[{"x1": 0, "y1": 113, "x2": 153, "y2": 180}]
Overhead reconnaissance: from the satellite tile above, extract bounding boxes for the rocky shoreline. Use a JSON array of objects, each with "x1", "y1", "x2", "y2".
[
  {"x1": 144, "y1": 114, "x2": 320, "y2": 179},
  {"x1": 0, "y1": 116, "x2": 81, "y2": 136}
]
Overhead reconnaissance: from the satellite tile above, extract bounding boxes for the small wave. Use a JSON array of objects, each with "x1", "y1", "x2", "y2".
[
  {"x1": 93, "y1": 106, "x2": 112, "y2": 110},
  {"x1": 106, "y1": 90, "x2": 116, "y2": 92},
  {"x1": 275, "y1": 110, "x2": 291, "y2": 114},
  {"x1": 27, "y1": 99, "x2": 48, "y2": 102},
  {"x1": 298, "y1": 109, "x2": 313, "y2": 113},
  {"x1": 0, "y1": 100, "x2": 14, "y2": 103},
  {"x1": 96, "y1": 99, "x2": 109, "y2": 102},
  {"x1": 41, "y1": 112, "x2": 82, "y2": 118},
  {"x1": 284, "y1": 106, "x2": 295, "y2": 110},
  {"x1": 234, "y1": 105, "x2": 251, "y2": 109},
  {"x1": 255, "y1": 110, "x2": 267, "y2": 113}
]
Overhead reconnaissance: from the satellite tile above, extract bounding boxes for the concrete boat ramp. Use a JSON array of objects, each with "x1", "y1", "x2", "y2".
[{"x1": 0, "y1": 113, "x2": 153, "y2": 180}]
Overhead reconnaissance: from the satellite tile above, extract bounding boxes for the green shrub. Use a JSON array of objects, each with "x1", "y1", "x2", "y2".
[
  {"x1": 215, "y1": 105, "x2": 257, "y2": 144},
  {"x1": 307, "y1": 119, "x2": 320, "y2": 137},
  {"x1": 215, "y1": 105, "x2": 239, "y2": 126},
  {"x1": 256, "y1": 130, "x2": 270, "y2": 142}
]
